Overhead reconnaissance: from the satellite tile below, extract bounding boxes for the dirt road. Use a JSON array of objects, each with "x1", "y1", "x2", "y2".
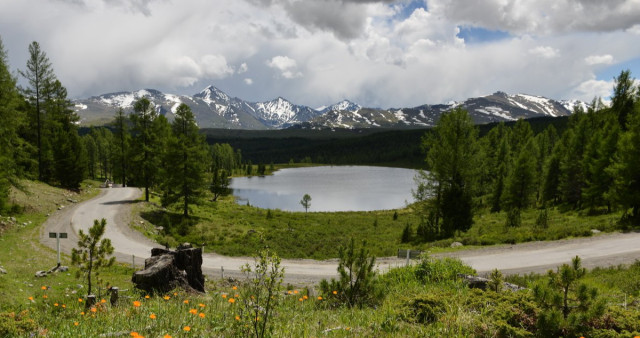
[{"x1": 41, "y1": 187, "x2": 640, "y2": 284}]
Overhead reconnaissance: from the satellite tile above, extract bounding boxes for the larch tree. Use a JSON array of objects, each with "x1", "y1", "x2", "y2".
[
  {"x1": 129, "y1": 97, "x2": 158, "y2": 201},
  {"x1": 112, "y1": 108, "x2": 130, "y2": 186}
]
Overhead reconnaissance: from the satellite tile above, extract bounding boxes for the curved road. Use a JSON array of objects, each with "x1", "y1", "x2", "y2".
[{"x1": 42, "y1": 187, "x2": 640, "y2": 284}]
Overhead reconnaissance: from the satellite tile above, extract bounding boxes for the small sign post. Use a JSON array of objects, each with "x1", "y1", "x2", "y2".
[{"x1": 49, "y1": 232, "x2": 68, "y2": 266}]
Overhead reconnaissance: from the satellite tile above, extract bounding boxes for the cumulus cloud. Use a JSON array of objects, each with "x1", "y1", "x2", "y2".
[
  {"x1": 267, "y1": 55, "x2": 302, "y2": 79},
  {"x1": 238, "y1": 63, "x2": 249, "y2": 74},
  {"x1": 244, "y1": 78, "x2": 254, "y2": 85},
  {"x1": 585, "y1": 54, "x2": 614, "y2": 65},
  {"x1": 569, "y1": 79, "x2": 614, "y2": 102},
  {"x1": 529, "y1": 46, "x2": 560, "y2": 59}
]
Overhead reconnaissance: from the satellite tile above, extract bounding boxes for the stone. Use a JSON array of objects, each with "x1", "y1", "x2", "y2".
[
  {"x1": 132, "y1": 244, "x2": 205, "y2": 294},
  {"x1": 591, "y1": 229, "x2": 601, "y2": 234},
  {"x1": 0, "y1": 267, "x2": 7, "y2": 274},
  {"x1": 450, "y1": 242, "x2": 463, "y2": 248},
  {"x1": 458, "y1": 274, "x2": 526, "y2": 292},
  {"x1": 35, "y1": 270, "x2": 48, "y2": 278}
]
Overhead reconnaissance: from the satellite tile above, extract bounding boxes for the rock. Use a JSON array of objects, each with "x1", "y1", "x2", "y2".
[
  {"x1": 132, "y1": 244, "x2": 205, "y2": 294},
  {"x1": 35, "y1": 270, "x2": 48, "y2": 278},
  {"x1": 458, "y1": 274, "x2": 526, "y2": 292},
  {"x1": 57, "y1": 266, "x2": 69, "y2": 272},
  {"x1": 0, "y1": 267, "x2": 7, "y2": 274},
  {"x1": 591, "y1": 229, "x2": 601, "y2": 234},
  {"x1": 450, "y1": 242, "x2": 463, "y2": 248}
]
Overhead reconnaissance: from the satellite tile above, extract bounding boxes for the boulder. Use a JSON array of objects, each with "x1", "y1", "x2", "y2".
[
  {"x1": 0, "y1": 267, "x2": 7, "y2": 274},
  {"x1": 132, "y1": 243, "x2": 205, "y2": 294},
  {"x1": 450, "y1": 242, "x2": 463, "y2": 248},
  {"x1": 458, "y1": 274, "x2": 526, "y2": 292}
]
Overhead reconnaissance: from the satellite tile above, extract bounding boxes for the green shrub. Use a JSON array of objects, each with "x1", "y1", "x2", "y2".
[
  {"x1": 0, "y1": 311, "x2": 37, "y2": 336},
  {"x1": 415, "y1": 256, "x2": 475, "y2": 283},
  {"x1": 406, "y1": 295, "x2": 446, "y2": 324}
]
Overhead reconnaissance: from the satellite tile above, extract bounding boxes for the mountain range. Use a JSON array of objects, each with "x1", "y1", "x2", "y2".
[{"x1": 73, "y1": 86, "x2": 585, "y2": 129}]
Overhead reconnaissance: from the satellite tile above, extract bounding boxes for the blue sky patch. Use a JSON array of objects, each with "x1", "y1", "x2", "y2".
[
  {"x1": 457, "y1": 26, "x2": 511, "y2": 44},
  {"x1": 394, "y1": 0, "x2": 427, "y2": 20},
  {"x1": 595, "y1": 57, "x2": 640, "y2": 81}
]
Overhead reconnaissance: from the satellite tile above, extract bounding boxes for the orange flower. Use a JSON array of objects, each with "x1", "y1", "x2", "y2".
[
  {"x1": 145, "y1": 295, "x2": 150, "y2": 299},
  {"x1": 183, "y1": 326, "x2": 191, "y2": 332},
  {"x1": 73, "y1": 322, "x2": 79, "y2": 326},
  {"x1": 199, "y1": 312, "x2": 205, "y2": 318},
  {"x1": 303, "y1": 295, "x2": 308, "y2": 300},
  {"x1": 332, "y1": 290, "x2": 338, "y2": 295},
  {"x1": 41, "y1": 286, "x2": 47, "y2": 290},
  {"x1": 198, "y1": 303, "x2": 205, "y2": 308},
  {"x1": 164, "y1": 335, "x2": 172, "y2": 338},
  {"x1": 173, "y1": 292, "x2": 178, "y2": 296},
  {"x1": 346, "y1": 327, "x2": 350, "y2": 331},
  {"x1": 28, "y1": 296, "x2": 34, "y2": 301},
  {"x1": 228, "y1": 298, "x2": 236, "y2": 304},
  {"x1": 184, "y1": 300, "x2": 189, "y2": 304},
  {"x1": 80, "y1": 311, "x2": 85, "y2": 316},
  {"x1": 90, "y1": 307, "x2": 97, "y2": 313},
  {"x1": 133, "y1": 300, "x2": 141, "y2": 307},
  {"x1": 287, "y1": 290, "x2": 293, "y2": 295},
  {"x1": 130, "y1": 332, "x2": 139, "y2": 337},
  {"x1": 235, "y1": 315, "x2": 240, "y2": 321},
  {"x1": 298, "y1": 298, "x2": 303, "y2": 302},
  {"x1": 221, "y1": 294, "x2": 227, "y2": 299},
  {"x1": 189, "y1": 309, "x2": 198, "y2": 315},
  {"x1": 43, "y1": 295, "x2": 48, "y2": 299},
  {"x1": 293, "y1": 290, "x2": 299, "y2": 294},
  {"x1": 62, "y1": 304, "x2": 66, "y2": 308},
  {"x1": 101, "y1": 299, "x2": 106, "y2": 303},
  {"x1": 149, "y1": 313, "x2": 157, "y2": 320},
  {"x1": 78, "y1": 298, "x2": 83, "y2": 303},
  {"x1": 54, "y1": 303, "x2": 59, "y2": 307},
  {"x1": 163, "y1": 295, "x2": 170, "y2": 300},
  {"x1": 232, "y1": 286, "x2": 237, "y2": 290},
  {"x1": 317, "y1": 296, "x2": 323, "y2": 300}
]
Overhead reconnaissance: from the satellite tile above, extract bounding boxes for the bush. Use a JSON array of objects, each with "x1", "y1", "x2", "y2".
[
  {"x1": 0, "y1": 311, "x2": 37, "y2": 336},
  {"x1": 319, "y1": 238, "x2": 384, "y2": 309},
  {"x1": 415, "y1": 255, "x2": 475, "y2": 283},
  {"x1": 406, "y1": 295, "x2": 446, "y2": 324}
]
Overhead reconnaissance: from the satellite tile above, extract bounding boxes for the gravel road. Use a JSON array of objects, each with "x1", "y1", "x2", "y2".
[{"x1": 41, "y1": 187, "x2": 640, "y2": 285}]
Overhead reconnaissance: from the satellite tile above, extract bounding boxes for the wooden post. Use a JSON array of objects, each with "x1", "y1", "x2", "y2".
[
  {"x1": 85, "y1": 295, "x2": 96, "y2": 309},
  {"x1": 109, "y1": 287, "x2": 119, "y2": 306},
  {"x1": 406, "y1": 249, "x2": 410, "y2": 266}
]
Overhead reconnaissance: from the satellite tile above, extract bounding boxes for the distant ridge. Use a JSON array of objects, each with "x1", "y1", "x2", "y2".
[{"x1": 74, "y1": 87, "x2": 585, "y2": 129}]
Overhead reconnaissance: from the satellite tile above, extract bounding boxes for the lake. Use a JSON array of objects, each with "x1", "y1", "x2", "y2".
[{"x1": 230, "y1": 166, "x2": 419, "y2": 212}]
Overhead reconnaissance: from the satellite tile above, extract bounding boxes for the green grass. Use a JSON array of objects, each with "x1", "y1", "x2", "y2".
[{"x1": 1, "y1": 181, "x2": 639, "y2": 337}]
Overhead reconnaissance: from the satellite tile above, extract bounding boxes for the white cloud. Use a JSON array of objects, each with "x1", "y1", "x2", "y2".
[
  {"x1": 626, "y1": 24, "x2": 640, "y2": 35},
  {"x1": 529, "y1": 46, "x2": 559, "y2": 59},
  {"x1": 266, "y1": 55, "x2": 303, "y2": 79},
  {"x1": 238, "y1": 62, "x2": 249, "y2": 74},
  {"x1": 244, "y1": 78, "x2": 253, "y2": 85},
  {"x1": 585, "y1": 54, "x2": 614, "y2": 65},
  {"x1": 569, "y1": 78, "x2": 614, "y2": 103},
  {"x1": 200, "y1": 54, "x2": 234, "y2": 79}
]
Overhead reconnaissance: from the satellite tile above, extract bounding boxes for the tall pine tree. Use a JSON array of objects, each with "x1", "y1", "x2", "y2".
[{"x1": 129, "y1": 98, "x2": 158, "y2": 201}]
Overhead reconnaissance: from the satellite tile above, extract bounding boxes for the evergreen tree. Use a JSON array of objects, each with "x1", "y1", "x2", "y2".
[
  {"x1": 416, "y1": 108, "x2": 479, "y2": 237},
  {"x1": 583, "y1": 119, "x2": 619, "y2": 212},
  {"x1": 607, "y1": 110, "x2": 640, "y2": 220},
  {"x1": 210, "y1": 167, "x2": 231, "y2": 201},
  {"x1": 19, "y1": 41, "x2": 55, "y2": 181},
  {"x1": 112, "y1": 108, "x2": 130, "y2": 186},
  {"x1": 129, "y1": 98, "x2": 158, "y2": 201},
  {"x1": 542, "y1": 143, "x2": 563, "y2": 205},
  {"x1": 611, "y1": 70, "x2": 637, "y2": 130},
  {"x1": 162, "y1": 103, "x2": 208, "y2": 217},
  {"x1": 560, "y1": 111, "x2": 590, "y2": 209},
  {"x1": 490, "y1": 135, "x2": 510, "y2": 212},
  {"x1": 503, "y1": 138, "x2": 538, "y2": 211}
]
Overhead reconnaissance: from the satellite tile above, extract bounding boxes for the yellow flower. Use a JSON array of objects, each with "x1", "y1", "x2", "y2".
[
  {"x1": 78, "y1": 298, "x2": 83, "y2": 303},
  {"x1": 163, "y1": 295, "x2": 170, "y2": 300},
  {"x1": 62, "y1": 304, "x2": 66, "y2": 308},
  {"x1": 73, "y1": 322, "x2": 79, "y2": 326},
  {"x1": 317, "y1": 296, "x2": 323, "y2": 300},
  {"x1": 173, "y1": 292, "x2": 178, "y2": 296},
  {"x1": 145, "y1": 295, "x2": 150, "y2": 299},
  {"x1": 90, "y1": 307, "x2": 97, "y2": 313},
  {"x1": 80, "y1": 311, "x2": 85, "y2": 316},
  {"x1": 183, "y1": 326, "x2": 191, "y2": 332},
  {"x1": 54, "y1": 303, "x2": 59, "y2": 307},
  {"x1": 199, "y1": 312, "x2": 205, "y2": 318},
  {"x1": 198, "y1": 303, "x2": 205, "y2": 308},
  {"x1": 303, "y1": 295, "x2": 308, "y2": 300},
  {"x1": 287, "y1": 290, "x2": 292, "y2": 295},
  {"x1": 133, "y1": 301, "x2": 141, "y2": 307},
  {"x1": 189, "y1": 309, "x2": 198, "y2": 315},
  {"x1": 298, "y1": 298, "x2": 303, "y2": 302},
  {"x1": 41, "y1": 286, "x2": 47, "y2": 290},
  {"x1": 332, "y1": 290, "x2": 338, "y2": 295},
  {"x1": 346, "y1": 327, "x2": 350, "y2": 331},
  {"x1": 235, "y1": 315, "x2": 240, "y2": 321},
  {"x1": 150, "y1": 313, "x2": 157, "y2": 320}
]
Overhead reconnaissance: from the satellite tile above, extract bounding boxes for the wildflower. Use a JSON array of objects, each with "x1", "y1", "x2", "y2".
[
  {"x1": 332, "y1": 290, "x2": 338, "y2": 295},
  {"x1": 189, "y1": 309, "x2": 198, "y2": 315},
  {"x1": 43, "y1": 295, "x2": 48, "y2": 299},
  {"x1": 317, "y1": 296, "x2": 323, "y2": 300},
  {"x1": 80, "y1": 311, "x2": 85, "y2": 316},
  {"x1": 133, "y1": 301, "x2": 141, "y2": 307},
  {"x1": 74, "y1": 322, "x2": 79, "y2": 326},
  {"x1": 303, "y1": 295, "x2": 308, "y2": 300},
  {"x1": 101, "y1": 299, "x2": 107, "y2": 303},
  {"x1": 255, "y1": 317, "x2": 260, "y2": 322},
  {"x1": 54, "y1": 303, "x2": 59, "y2": 307},
  {"x1": 41, "y1": 286, "x2": 47, "y2": 290},
  {"x1": 298, "y1": 298, "x2": 303, "y2": 302},
  {"x1": 235, "y1": 315, "x2": 240, "y2": 321},
  {"x1": 183, "y1": 326, "x2": 191, "y2": 332},
  {"x1": 163, "y1": 295, "x2": 170, "y2": 300},
  {"x1": 90, "y1": 307, "x2": 97, "y2": 313},
  {"x1": 164, "y1": 335, "x2": 172, "y2": 338},
  {"x1": 173, "y1": 292, "x2": 178, "y2": 296},
  {"x1": 234, "y1": 294, "x2": 239, "y2": 298},
  {"x1": 287, "y1": 290, "x2": 292, "y2": 295},
  {"x1": 184, "y1": 299, "x2": 189, "y2": 304},
  {"x1": 78, "y1": 298, "x2": 83, "y2": 303},
  {"x1": 232, "y1": 286, "x2": 237, "y2": 290},
  {"x1": 228, "y1": 298, "x2": 236, "y2": 304},
  {"x1": 346, "y1": 327, "x2": 350, "y2": 331},
  {"x1": 145, "y1": 295, "x2": 150, "y2": 299},
  {"x1": 222, "y1": 294, "x2": 227, "y2": 299},
  {"x1": 62, "y1": 304, "x2": 66, "y2": 308},
  {"x1": 150, "y1": 313, "x2": 157, "y2": 320},
  {"x1": 293, "y1": 290, "x2": 299, "y2": 294},
  {"x1": 198, "y1": 303, "x2": 205, "y2": 308},
  {"x1": 130, "y1": 332, "x2": 139, "y2": 337},
  {"x1": 28, "y1": 296, "x2": 34, "y2": 301},
  {"x1": 199, "y1": 312, "x2": 205, "y2": 318}
]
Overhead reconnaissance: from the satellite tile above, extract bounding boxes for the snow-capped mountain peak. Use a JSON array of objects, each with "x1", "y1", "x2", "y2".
[{"x1": 321, "y1": 100, "x2": 361, "y2": 113}]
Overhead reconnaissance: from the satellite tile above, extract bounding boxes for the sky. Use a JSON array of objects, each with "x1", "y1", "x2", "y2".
[{"x1": 1, "y1": 0, "x2": 639, "y2": 109}]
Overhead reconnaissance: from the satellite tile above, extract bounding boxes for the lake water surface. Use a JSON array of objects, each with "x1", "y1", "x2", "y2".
[{"x1": 230, "y1": 166, "x2": 418, "y2": 212}]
